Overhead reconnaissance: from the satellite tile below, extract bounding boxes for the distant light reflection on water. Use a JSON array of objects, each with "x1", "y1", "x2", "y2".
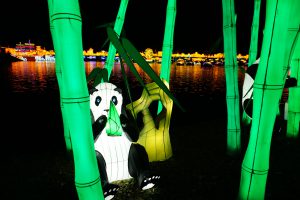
[{"x1": 4, "y1": 61, "x2": 245, "y2": 100}]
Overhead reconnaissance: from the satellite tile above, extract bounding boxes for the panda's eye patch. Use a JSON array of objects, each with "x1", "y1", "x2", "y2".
[
  {"x1": 95, "y1": 96, "x2": 102, "y2": 106},
  {"x1": 111, "y1": 96, "x2": 118, "y2": 105}
]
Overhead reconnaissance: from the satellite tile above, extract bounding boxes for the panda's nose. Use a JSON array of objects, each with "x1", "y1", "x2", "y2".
[{"x1": 104, "y1": 109, "x2": 109, "y2": 112}]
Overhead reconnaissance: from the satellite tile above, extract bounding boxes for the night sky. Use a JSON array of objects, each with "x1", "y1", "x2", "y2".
[{"x1": 0, "y1": 0, "x2": 264, "y2": 54}]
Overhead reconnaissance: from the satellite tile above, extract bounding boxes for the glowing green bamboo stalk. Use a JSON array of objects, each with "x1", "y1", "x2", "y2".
[
  {"x1": 158, "y1": 0, "x2": 176, "y2": 113},
  {"x1": 242, "y1": 0, "x2": 261, "y2": 125},
  {"x1": 48, "y1": 0, "x2": 104, "y2": 199},
  {"x1": 105, "y1": 0, "x2": 129, "y2": 79},
  {"x1": 222, "y1": 0, "x2": 241, "y2": 155},
  {"x1": 248, "y1": 0, "x2": 261, "y2": 66},
  {"x1": 47, "y1": 1, "x2": 72, "y2": 152},
  {"x1": 287, "y1": 31, "x2": 300, "y2": 138},
  {"x1": 281, "y1": 2, "x2": 300, "y2": 83},
  {"x1": 238, "y1": 1, "x2": 295, "y2": 199},
  {"x1": 270, "y1": 0, "x2": 299, "y2": 119}
]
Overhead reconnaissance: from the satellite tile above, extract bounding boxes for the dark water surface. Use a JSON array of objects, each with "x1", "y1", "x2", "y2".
[
  {"x1": 1, "y1": 61, "x2": 300, "y2": 199},
  {"x1": 2, "y1": 61, "x2": 241, "y2": 152},
  {"x1": 2, "y1": 61, "x2": 241, "y2": 96}
]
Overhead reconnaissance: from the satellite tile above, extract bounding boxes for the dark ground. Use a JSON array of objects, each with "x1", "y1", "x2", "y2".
[{"x1": 2, "y1": 91, "x2": 300, "y2": 200}]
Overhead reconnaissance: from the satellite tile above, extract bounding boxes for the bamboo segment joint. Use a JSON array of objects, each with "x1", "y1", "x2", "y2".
[
  {"x1": 253, "y1": 83, "x2": 283, "y2": 90},
  {"x1": 75, "y1": 177, "x2": 101, "y2": 188},
  {"x1": 227, "y1": 128, "x2": 241, "y2": 133},
  {"x1": 62, "y1": 96, "x2": 90, "y2": 104},
  {"x1": 51, "y1": 13, "x2": 82, "y2": 22},
  {"x1": 226, "y1": 95, "x2": 238, "y2": 99},
  {"x1": 288, "y1": 110, "x2": 300, "y2": 114},
  {"x1": 242, "y1": 164, "x2": 269, "y2": 175},
  {"x1": 223, "y1": 23, "x2": 235, "y2": 29}
]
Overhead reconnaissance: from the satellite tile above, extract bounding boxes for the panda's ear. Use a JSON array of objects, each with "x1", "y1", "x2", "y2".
[
  {"x1": 89, "y1": 87, "x2": 98, "y2": 95},
  {"x1": 247, "y1": 63, "x2": 258, "y2": 79},
  {"x1": 114, "y1": 87, "x2": 122, "y2": 95}
]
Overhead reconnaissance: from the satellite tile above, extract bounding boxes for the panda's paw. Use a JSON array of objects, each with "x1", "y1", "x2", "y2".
[
  {"x1": 104, "y1": 183, "x2": 119, "y2": 200},
  {"x1": 141, "y1": 175, "x2": 160, "y2": 190}
]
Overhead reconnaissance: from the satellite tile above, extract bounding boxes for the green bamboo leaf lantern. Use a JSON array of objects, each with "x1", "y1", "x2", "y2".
[
  {"x1": 47, "y1": 0, "x2": 104, "y2": 199},
  {"x1": 106, "y1": 101, "x2": 123, "y2": 136},
  {"x1": 106, "y1": 27, "x2": 149, "y2": 93},
  {"x1": 106, "y1": 26, "x2": 185, "y2": 112},
  {"x1": 121, "y1": 37, "x2": 185, "y2": 112}
]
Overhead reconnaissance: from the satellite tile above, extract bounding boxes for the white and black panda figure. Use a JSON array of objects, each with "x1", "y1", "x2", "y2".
[
  {"x1": 90, "y1": 82, "x2": 160, "y2": 200},
  {"x1": 242, "y1": 58, "x2": 260, "y2": 119},
  {"x1": 242, "y1": 58, "x2": 297, "y2": 120}
]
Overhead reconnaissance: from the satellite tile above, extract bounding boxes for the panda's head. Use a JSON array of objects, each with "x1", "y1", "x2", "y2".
[{"x1": 90, "y1": 82, "x2": 123, "y2": 123}]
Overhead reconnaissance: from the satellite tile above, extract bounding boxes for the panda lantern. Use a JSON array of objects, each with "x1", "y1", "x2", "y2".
[
  {"x1": 242, "y1": 58, "x2": 297, "y2": 120},
  {"x1": 90, "y1": 82, "x2": 160, "y2": 200}
]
